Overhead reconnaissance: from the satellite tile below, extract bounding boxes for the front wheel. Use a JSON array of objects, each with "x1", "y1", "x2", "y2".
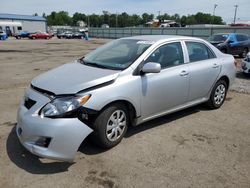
[
  {"x1": 92, "y1": 103, "x2": 129, "y2": 148},
  {"x1": 207, "y1": 80, "x2": 228, "y2": 109}
]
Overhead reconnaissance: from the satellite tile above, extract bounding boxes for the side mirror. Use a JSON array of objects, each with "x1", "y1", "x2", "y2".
[
  {"x1": 227, "y1": 40, "x2": 234, "y2": 44},
  {"x1": 141, "y1": 62, "x2": 161, "y2": 74}
]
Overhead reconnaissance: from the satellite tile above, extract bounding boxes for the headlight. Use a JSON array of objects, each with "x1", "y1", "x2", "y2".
[{"x1": 41, "y1": 95, "x2": 91, "y2": 118}]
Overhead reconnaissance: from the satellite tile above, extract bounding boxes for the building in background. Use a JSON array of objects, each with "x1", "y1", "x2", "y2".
[
  {"x1": 0, "y1": 13, "x2": 47, "y2": 35},
  {"x1": 230, "y1": 20, "x2": 250, "y2": 27}
]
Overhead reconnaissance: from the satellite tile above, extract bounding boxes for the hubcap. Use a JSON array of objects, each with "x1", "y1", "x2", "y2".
[
  {"x1": 106, "y1": 110, "x2": 126, "y2": 142},
  {"x1": 214, "y1": 84, "x2": 226, "y2": 105}
]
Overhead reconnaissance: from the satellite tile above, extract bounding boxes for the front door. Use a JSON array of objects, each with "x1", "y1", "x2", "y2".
[{"x1": 140, "y1": 42, "x2": 189, "y2": 120}]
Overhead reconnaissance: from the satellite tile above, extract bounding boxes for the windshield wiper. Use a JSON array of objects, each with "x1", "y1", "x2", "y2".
[
  {"x1": 78, "y1": 58, "x2": 122, "y2": 70},
  {"x1": 78, "y1": 59, "x2": 110, "y2": 69},
  {"x1": 85, "y1": 62, "x2": 111, "y2": 69}
]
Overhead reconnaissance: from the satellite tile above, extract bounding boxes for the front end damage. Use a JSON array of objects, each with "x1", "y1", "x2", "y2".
[{"x1": 16, "y1": 86, "x2": 93, "y2": 162}]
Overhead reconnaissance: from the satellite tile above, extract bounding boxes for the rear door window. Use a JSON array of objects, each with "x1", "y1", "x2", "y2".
[
  {"x1": 185, "y1": 42, "x2": 216, "y2": 62},
  {"x1": 236, "y1": 34, "x2": 249, "y2": 42}
]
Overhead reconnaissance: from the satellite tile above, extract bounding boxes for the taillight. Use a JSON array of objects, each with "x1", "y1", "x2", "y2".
[{"x1": 234, "y1": 59, "x2": 237, "y2": 67}]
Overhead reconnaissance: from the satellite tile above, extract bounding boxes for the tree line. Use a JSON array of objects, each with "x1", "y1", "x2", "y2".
[{"x1": 43, "y1": 11, "x2": 224, "y2": 27}]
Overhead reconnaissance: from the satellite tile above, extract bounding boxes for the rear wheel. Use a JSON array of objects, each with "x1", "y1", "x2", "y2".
[
  {"x1": 92, "y1": 103, "x2": 128, "y2": 148},
  {"x1": 207, "y1": 80, "x2": 228, "y2": 109}
]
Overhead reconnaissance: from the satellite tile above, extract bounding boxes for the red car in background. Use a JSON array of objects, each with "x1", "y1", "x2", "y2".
[{"x1": 29, "y1": 31, "x2": 53, "y2": 39}]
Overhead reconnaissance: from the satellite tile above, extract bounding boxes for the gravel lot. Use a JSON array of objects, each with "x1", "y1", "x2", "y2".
[{"x1": 0, "y1": 38, "x2": 250, "y2": 188}]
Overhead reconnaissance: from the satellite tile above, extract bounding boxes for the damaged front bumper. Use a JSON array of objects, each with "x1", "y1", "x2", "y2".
[{"x1": 16, "y1": 87, "x2": 93, "y2": 162}]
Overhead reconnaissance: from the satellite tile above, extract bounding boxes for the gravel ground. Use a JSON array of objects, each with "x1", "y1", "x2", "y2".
[
  {"x1": 0, "y1": 38, "x2": 250, "y2": 188},
  {"x1": 231, "y1": 69, "x2": 250, "y2": 94}
]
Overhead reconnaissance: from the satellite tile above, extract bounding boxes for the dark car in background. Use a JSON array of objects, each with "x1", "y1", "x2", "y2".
[
  {"x1": 29, "y1": 31, "x2": 53, "y2": 39},
  {"x1": 57, "y1": 31, "x2": 86, "y2": 39},
  {"x1": 13, "y1": 31, "x2": 31, "y2": 39},
  {"x1": 72, "y1": 32, "x2": 85, "y2": 39},
  {"x1": 57, "y1": 31, "x2": 73, "y2": 39},
  {"x1": 208, "y1": 33, "x2": 250, "y2": 58}
]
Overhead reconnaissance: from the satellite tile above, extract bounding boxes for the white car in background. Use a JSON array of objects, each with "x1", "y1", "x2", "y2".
[{"x1": 241, "y1": 52, "x2": 250, "y2": 76}]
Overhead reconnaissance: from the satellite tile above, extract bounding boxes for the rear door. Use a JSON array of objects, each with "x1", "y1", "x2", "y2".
[
  {"x1": 236, "y1": 34, "x2": 250, "y2": 54},
  {"x1": 185, "y1": 41, "x2": 221, "y2": 102},
  {"x1": 227, "y1": 34, "x2": 239, "y2": 55}
]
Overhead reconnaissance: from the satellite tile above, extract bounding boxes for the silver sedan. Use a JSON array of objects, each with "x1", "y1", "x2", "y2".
[{"x1": 16, "y1": 35, "x2": 236, "y2": 161}]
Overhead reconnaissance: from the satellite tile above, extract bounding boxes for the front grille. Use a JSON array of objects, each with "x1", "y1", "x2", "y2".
[{"x1": 24, "y1": 97, "x2": 36, "y2": 109}]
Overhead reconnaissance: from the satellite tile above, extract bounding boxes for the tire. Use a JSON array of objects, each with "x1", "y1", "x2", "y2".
[
  {"x1": 207, "y1": 80, "x2": 228, "y2": 109},
  {"x1": 239, "y1": 48, "x2": 248, "y2": 58},
  {"x1": 92, "y1": 103, "x2": 129, "y2": 149}
]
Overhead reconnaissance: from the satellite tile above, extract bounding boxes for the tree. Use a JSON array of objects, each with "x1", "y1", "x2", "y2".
[
  {"x1": 142, "y1": 13, "x2": 154, "y2": 24},
  {"x1": 45, "y1": 11, "x2": 224, "y2": 27},
  {"x1": 72, "y1": 12, "x2": 86, "y2": 26},
  {"x1": 47, "y1": 11, "x2": 72, "y2": 26}
]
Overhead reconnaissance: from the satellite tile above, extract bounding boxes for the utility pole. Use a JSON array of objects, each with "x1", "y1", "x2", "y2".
[
  {"x1": 116, "y1": 13, "x2": 118, "y2": 28},
  {"x1": 212, "y1": 4, "x2": 218, "y2": 25},
  {"x1": 233, "y1": 5, "x2": 238, "y2": 24},
  {"x1": 211, "y1": 4, "x2": 218, "y2": 35},
  {"x1": 87, "y1": 16, "x2": 90, "y2": 28}
]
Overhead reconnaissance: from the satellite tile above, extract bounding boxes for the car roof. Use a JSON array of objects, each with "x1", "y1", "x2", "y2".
[{"x1": 121, "y1": 35, "x2": 204, "y2": 42}]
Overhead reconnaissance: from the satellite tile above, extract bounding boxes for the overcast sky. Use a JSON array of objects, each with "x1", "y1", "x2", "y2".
[{"x1": 0, "y1": 0, "x2": 249, "y2": 23}]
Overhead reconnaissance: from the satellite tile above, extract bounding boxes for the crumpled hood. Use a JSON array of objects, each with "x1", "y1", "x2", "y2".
[{"x1": 31, "y1": 61, "x2": 119, "y2": 95}]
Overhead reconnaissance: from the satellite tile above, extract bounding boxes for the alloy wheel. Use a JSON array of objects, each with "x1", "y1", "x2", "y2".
[
  {"x1": 214, "y1": 84, "x2": 226, "y2": 105},
  {"x1": 106, "y1": 110, "x2": 126, "y2": 142}
]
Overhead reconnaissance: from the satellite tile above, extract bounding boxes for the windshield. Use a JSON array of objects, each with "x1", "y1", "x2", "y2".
[
  {"x1": 82, "y1": 39, "x2": 153, "y2": 70},
  {"x1": 208, "y1": 34, "x2": 229, "y2": 42}
]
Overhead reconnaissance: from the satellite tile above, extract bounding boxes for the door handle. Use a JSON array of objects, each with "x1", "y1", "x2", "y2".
[
  {"x1": 212, "y1": 63, "x2": 220, "y2": 68},
  {"x1": 179, "y1": 70, "x2": 189, "y2": 76}
]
